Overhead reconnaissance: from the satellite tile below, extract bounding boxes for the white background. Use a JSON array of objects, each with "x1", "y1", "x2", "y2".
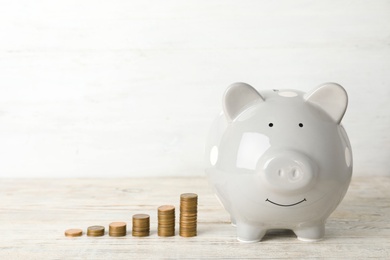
[{"x1": 0, "y1": 0, "x2": 389, "y2": 177}]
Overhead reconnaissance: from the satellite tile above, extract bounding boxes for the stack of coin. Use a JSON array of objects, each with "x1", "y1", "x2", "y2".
[
  {"x1": 179, "y1": 193, "x2": 198, "y2": 237},
  {"x1": 109, "y1": 222, "x2": 127, "y2": 237},
  {"x1": 87, "y1": 225, "x2": 105, "y2": 237},
  {"x1": 65, "y1": 228, "x2": 83, "y2": 237},
  {"x1": 132, "y1": 214, "x2": 150, "y2": 237},
  {"x1": 158, "y1": 205, "x2": 175, "y2": 237}
]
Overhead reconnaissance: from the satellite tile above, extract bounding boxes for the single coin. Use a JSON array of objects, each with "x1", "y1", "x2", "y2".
[
  {"x1": 133, "y1": 214, "x2": 150, "y2": 220},
  {"x1": 65, "y1": 228, "x2": 83, "y2": 237},
  {"x1": 132, "y1": 227, "x2": 150, "y2": 232},
  {"x1": 158, "y1": 205, "x2": 175, "y2": 212},
  {"x1": 158, "y1": 223, "x2": 175, "y2": 227},
  {"x1": 180, "y1": 233, "x2": 197, "y2": 237},
  {"x1": 158, "y1": 232, "x2": 175, "y2": 237},
  {"x1": 109, "y1": 222, "x2": 127, "y2": 228},
  {"x1": 109, "y1": 232, "x2": 126, "y2": 237},
  {"x1": 159, "y1": 218, "x2": 174, "y2": 222},
  {"x1": 88, "y1": 225, "x2": 104, "y2": 231},
  {"x1": 180, "y1": 193, "x2": 198, "y2": 200}
]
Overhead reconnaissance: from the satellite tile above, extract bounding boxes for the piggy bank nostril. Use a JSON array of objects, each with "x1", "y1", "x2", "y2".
[
  {"x1": 278, "y1": 169, "x2": 284, "y2": 177},
  {"x1": 291, "y1": 168, "x2": 302, "y2": 180},
  {"x1": 291, "y1": 169, "x2": 297, "y2": 179}
]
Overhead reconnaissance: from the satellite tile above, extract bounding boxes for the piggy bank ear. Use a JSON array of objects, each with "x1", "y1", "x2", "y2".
[
  {"x1": 223, "y1": 82, "x2": 265, "y2": 122},
  {"x1": 304, "y1": 82, "x2": 348, "y2": 124}
]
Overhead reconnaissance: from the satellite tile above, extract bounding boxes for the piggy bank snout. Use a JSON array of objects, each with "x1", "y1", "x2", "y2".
[{"x1": 261, "y1": 151, "x2": 316, "y2": 193}]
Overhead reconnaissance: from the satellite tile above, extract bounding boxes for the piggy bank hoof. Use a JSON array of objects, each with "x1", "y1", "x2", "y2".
[
  {"x1": 237, "y1": 237, "x2": 261, "y2": 243},
  {"x1": 297, "y1": 237, "x2": 323, "y2": 242},
  {"x1": 294, "y1": 223, "x2": 325, "y2": 242},
  {"x1": 236, "y1": 223, "x2": 266, "y2": 243},
  {"x1": 230, "y1": 217, "x2": 237, "y2": 227}
]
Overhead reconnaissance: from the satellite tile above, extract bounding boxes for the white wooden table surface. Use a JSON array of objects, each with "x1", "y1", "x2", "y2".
[{"x1": 1, "y1": 177, "x2": 389, "y2": 259}]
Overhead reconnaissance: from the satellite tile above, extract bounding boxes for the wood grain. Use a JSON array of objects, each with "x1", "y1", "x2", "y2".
[{"x1": 0, "y1": 177, "x2": 389, "y2": 259}]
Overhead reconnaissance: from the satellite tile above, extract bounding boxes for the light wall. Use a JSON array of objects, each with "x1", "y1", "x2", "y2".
[{"x1": 0, "y1": 0, "x2": 389, "y2": 177}]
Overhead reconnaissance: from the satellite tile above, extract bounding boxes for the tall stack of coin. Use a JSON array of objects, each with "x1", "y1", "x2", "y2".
[
  {"x1": 158, "y1": 205, "x2": 175, "y2": 237},
  {"x1": 179, "y1": 193, "x2": 198, "y2": 237},
  {"x1": 109, "y1": 222, "x2": 127, "y2": 237},
  {"x1": 132, "y1": 214, "x2": 150, "y2": 237},
  {"x1": 87, "y1": 225, "x2": 105, "y2": 237}
]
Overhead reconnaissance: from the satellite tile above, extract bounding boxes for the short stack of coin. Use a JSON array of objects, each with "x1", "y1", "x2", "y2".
[
  {"x1": 132, "y1": 214, "x2": 150, "y2": 237},
  {"x1": 87, "y1": 225, "x2": 105, "y2": 237},
  {"x1": 65, "y1": 228, "x2": 83, "y2": 237},
  {"x1": 179, "y1": 193, "x2": 198, "y2": 237},
  {"x1": 109, "y1": 222, "x2": 127, "y2": 237},
  {"x1": 158, "y1": 205, "x2": 175, "y2": 237}
]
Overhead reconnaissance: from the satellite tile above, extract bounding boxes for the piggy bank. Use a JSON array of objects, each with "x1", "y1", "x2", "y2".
[{"x1": 205, "y1": 82, "x2": 352, "y2": 242}]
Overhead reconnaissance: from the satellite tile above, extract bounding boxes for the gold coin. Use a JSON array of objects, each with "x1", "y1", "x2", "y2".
[
  {"x1": 180, "y1": 193, "x2": 198, "y2": 200},
  {"x1": 180, "y1": 214, "x2": 197, "y2": 218},
  {"x1": 133, "y1": 226, "x2": 149, "y2": 230},
  {"x1": 65, "y1": 228, "x2": 83, "y2": 237},
  {"x1": 87, "y1": 225, "x2": 105, "y2": 237},
  {"x1": 179, "y1": 233, "x2": 197, "y2": 237},
  {"x1": 179, "y1": 228, "x2": 197, "y2": 232},
  {"x1": 109, "y1": 222, "x2": 126, "y2": 229},
  {"x1": 109, "y1": 232, "x2": 126, "y2": 237},
  {"x1": 158, "y1": 212, "x2": 175, "y2": 215},
  {"x1": 180, "y1": 206, "x2": 197, "y2": 209},
  {"x1": 88, "y1": 225, "x2": 105, "y2": 231},
  {"x1": 180, "y1": 204, "x2": 197, "y2": 208},
  {"x1": 133, "y1": 214, "x2": 150, "y2": 220},
  {"x1": 158, "y1": 232, "x2": 175, "y2": 237},
  {"x1": 180, "y1": 220, "x2": 197, "y2": 223},
  {"x1": 179, "y1": 193, "x2": 198, "y2": 237},
  {"x1": 133, "y1": 219, "x2": 150, "y2": 223},
  {"x1": 158, "y1": 218, "x2": 175, "y2": 221},
  {"x1": 158, "y1": 223, "x2": 175, "y2": 226},
  {"x1": 158, "y1": 222, "x2": 174, "y2": 225},
  {"x1": 158, "y1": 205, "x2": 175, "y2": 212},
  {"x1": 133, "y1": 223, "x2": 149, "y2": 226},
  {"x1": 179, "y1": 227, "x2": 197, "y2": 231},
  {"x1": 109, "y1": 222, "x2": 126, "y2": 236},
  {"x1": 132, "y1": 231, "x2": 150, "y2": 237},
  {"x1": 180, "y1": 200, "x2": 197, "y2": 204}
]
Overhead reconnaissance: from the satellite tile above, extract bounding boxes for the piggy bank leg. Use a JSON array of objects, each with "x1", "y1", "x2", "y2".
[
  {"x1": 294, "y1": 222, "x2": 325, "y2": 242},
  {"x1": 236, "y1": 222, "x2": 266, "y2": 243},
  {"x1": 230, "y1": 216, "x2": 237, "y2": 227}
]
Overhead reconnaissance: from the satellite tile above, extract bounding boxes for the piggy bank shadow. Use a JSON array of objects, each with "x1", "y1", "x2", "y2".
[{"x1": 261, "y1": 229, "x2": 297, "y2": 242}]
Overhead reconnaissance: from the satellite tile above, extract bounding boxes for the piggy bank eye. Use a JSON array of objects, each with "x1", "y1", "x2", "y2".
[
  {"x1": 299, "y1": 123, "x2": 304, "y2": 127},
  {"x1": 268, "y1": 123, "x2": 274, "y2": 127}
]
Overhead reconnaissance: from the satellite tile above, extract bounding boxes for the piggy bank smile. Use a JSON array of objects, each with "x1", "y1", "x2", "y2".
[{"x1": 265, "y1": 198, "x2": 307, "y2": 207}]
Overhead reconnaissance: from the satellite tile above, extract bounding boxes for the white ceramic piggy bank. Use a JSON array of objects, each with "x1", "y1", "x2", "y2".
[{"x1": 205, "y1": 82, "x2": 352, "y2": 242}]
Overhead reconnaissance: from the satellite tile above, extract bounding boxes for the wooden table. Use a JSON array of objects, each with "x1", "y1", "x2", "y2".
[{"x1": 1, "y1": 177, "x2": 389, "y2": 259}]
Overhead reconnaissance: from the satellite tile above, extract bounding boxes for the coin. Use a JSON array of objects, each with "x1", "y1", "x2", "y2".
[
  {"x1": 158, "y1": 205, "x2": 175, "y2": 212},
  {"x1": 158, "y1": 205, "x2": 175, "y2": 237},
  {"x1": 65, "y1": 228, "x2": 83, "y2": 237},
  {"x1": 87, "y1": 225, "x2": 105, "y2": 237},
  {"x1": 132, "y1": 214, "x2": 150, "y2": 237},
  {"x1": 133, "y1": 214, "x2": 150, "y2": 220},
  {"x1": 180, "y1": 193, "x2": 198, "y2": 200},
  {"x1": 179, "y1": 193, "x2": 198, "y2": 237},
  {"x1": 109, "y1": 222, "x2": 126, "y2": 237}
]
